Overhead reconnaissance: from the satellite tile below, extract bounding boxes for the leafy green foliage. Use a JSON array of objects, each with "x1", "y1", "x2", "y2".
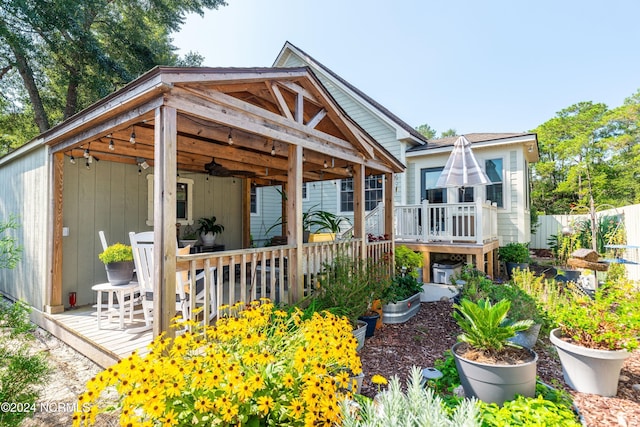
[
  {"x1": 453, "y1": 299, "x2": 534, "y2": 353},
  {"x1": 498, "y1": 243, "x2": 531, "y2": 263},
  {"x1": 0, "y1": 0, "x2": 227, "y2": 139},
  {"x1": 196, "y1": 216, "x2": 225, "y2": 235},
  {"x1": 308, "y1": 253, "x2": 390, "y2": 326},
  {"x1": 511, "y1": 269, "x2": 640, "y2": 351},
  {"x1": 479, "y1": 390, "x2": 581, "y2": 427},
  {"x1": 0, "y1": 215, "x2": 22, "y2": 270},
  {"x1": 98, "y1": 243, "x2": 133, "y2": 264},
  {"x1": 394, "y1": 245, "x2": 423, "y2": 278},
  {"x1": 0, "y1": 300, "x2": 50, "y2": 427},
  {"x1": 381, "y1": 274, "x2": 423, "y2": 304}
]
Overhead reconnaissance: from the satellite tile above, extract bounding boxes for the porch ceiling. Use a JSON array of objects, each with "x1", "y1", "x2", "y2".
[{"x1": 47, "y1": 66, "x2": 404, "y2": 186}]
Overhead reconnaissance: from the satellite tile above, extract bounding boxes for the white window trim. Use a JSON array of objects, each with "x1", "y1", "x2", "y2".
[
  {"x1": 483, "y1": 156, "x2": 509, "y2": 211},
  {"x1": 301, "y1": 182, "x2": 309, "y2": 201},
  {"x1": 251, "y1": 186, "x2": 261, "y2": 216},
  {"x1": 146, "y1": 174, "x2": 194, "y2": 226},
  {"x1": 337, "y1": 176, "x2": 385, "y2": 215}
]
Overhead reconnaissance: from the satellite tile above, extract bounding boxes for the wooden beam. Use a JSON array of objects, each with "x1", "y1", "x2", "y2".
[
  {"x1": 269, "y1": 83, "x2": 294, "y2": 121},
  {"x1": 153, "y1": 106, "x2": 178, "y2": 338},
  {"x1": 306, "y1": 108, "x2": 327, "y2": 129},
  {"x1": 243, "y1": 179, "x2": 251, "y2": 248},
  {"x1": 295, "y1": 93, "x2": 303, "y2": 124},
  {"x1": 47, "y1": 152, "x2": 65, "y2": 314},
  {"x1": 287, "y1": 144, "x2": 303, "y2": 303},
  {"x1": 384, "y1": 173, "x2": 394, "y2": 241},
  {"x1": 352, "y1": 163, "x2": 366, "y2": 261}
]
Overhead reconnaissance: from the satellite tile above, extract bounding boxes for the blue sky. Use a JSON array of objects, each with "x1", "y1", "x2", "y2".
[{"x1": 173, "y1": 0, "x2": 640, "y2": 135}]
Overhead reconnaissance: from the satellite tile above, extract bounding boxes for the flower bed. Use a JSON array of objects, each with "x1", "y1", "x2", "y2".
[{"x1": 73, "y1": 300, "x2": 362, "y2": 426}]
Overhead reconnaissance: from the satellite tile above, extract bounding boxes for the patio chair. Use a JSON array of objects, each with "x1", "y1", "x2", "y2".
[{"x1": 129, "y1": 231, "x2": 216, "y2": 330}]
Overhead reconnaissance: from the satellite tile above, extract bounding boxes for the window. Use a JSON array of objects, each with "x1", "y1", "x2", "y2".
[
  {"x1": 421, "y1": 167, "x2": 447, "y2": 203},
  {"x1": 339, "y1": 175, "x2": 384, "y2": 212},
  {"x1": 302, "y1": 182, "x2": 308, "y2": 201},
  {"x1": 250, "y1": 185, "x2": 258, "y2": 215},
  {"x1": 485, "y1": 159, "x2": 503, "y2": 207},
  {"x1": 146, "y1": 175, "x2": 194, "y2": 226},
  {"x1": 458, "y1": 187, "x2": 474, "y2": 202}
]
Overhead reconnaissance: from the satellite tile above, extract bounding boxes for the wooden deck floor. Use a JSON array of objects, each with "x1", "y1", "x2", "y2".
[{"x1": 47, "y1": 305, "x2": 152, "y2": 367}]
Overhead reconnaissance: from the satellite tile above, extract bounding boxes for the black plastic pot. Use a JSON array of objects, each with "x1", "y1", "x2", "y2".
[{"x1": 358, "y1": 312, "x2": 380, "y2": 337}]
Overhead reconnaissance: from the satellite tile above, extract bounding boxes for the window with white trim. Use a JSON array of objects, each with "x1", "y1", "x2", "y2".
[
  {"x1": 250, "y1": 185, "x2": 258, "y2": 215},
  {"x1": 421, "y1": 167, "x2": 447, "y2": 203},
  {"x1": 485, "y1": 158, "x2": 503, "y2": 207},
  {"x1": 339, "y1": 175, "x2": 384, "y2": 212},
  {"x1": 302, "y1": 182, "x2": 308, "y2": 201},
  {"x1": 146, "y1": 175, "x2": 194, "y2": 226}
]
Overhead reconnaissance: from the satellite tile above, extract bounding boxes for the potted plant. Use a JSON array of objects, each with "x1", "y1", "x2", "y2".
[
  {"x1": 380, "y1": 274, "x2": 423, "y2": 324},
  {"x1": 530, "y1": 276, "x2": 640, "y2": 396},
  {"x1": 178, "y1": 224, "x2": 198, "y2": 248},
  {"x1": 196, "y1": 216, "x2": 224, "y2": 246},
  {"x1": 307, "y1": 210, "x2": 351, "y2": 242},
  {"x1": 498, "y1": 242, "x2": 531, "y2": 278},
  {"x1": 98, "y1": 243, "x2": 134, "y2": 285},
  {"x1": 451, "y1": 298, "x2": 537, "y2": 405}
]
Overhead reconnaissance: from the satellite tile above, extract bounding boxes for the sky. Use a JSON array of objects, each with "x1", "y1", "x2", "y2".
[{"x1": 173, "y1": 0, "x2": 640, "y2": 136}]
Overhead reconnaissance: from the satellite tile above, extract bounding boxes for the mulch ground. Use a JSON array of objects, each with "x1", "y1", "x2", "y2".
[{"x1": 359, "y1": 300, "x2": 640, "y2": 427}]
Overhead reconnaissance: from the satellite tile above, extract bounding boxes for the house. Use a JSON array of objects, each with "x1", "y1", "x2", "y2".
[
  {"x1": 0, "y1": 65, "x2": 403, "y2": 363},
  {"x1": 253, "y1": 42, "x2": 539, "y2": 280}
]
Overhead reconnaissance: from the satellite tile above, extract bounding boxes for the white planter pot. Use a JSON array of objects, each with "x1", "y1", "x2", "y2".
[
  {"x1": 352, "y1": 320, "x2": 367, "y2": 352},
  {"x1": 200, "y1": 232, "x2": 217, "y2": 246},
  {"x1": 452, "y1": 342, "x2": 538, "y2": 405},
  {"x1": 550, "y1": 328, "x2": 631, "y2": 396},
  {"x1": 508, "y1": 323, "x2": 542, "y2": 349}
]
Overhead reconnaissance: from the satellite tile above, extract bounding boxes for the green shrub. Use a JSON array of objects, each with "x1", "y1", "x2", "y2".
[
  {"x1": 498, "y1": 242, "x2": 530, "y2": 264},
  {"x1": 381, "y1": 274, "x2": 423, "y2": 304},
  {"x1": 394, "y1": 245, "x2": 423, "y2": 278},
  {"x1": 98, "y1": 243, "x2": 133, "y2": 264}
]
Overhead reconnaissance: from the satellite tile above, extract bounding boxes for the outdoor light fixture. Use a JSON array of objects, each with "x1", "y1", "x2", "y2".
[
  {"x1": 324, "y1": 159, "x2": 328, "y2": 168},
  {"x1": 136, "y1": 157, "x2": 149, "y2": 170},
  {"x1": 85, "y1": 158, "x2": 91, "y2": 170},
  {"x1": 138, "y1": 166, "x2": 142, "y2": 175},
  {"x1": 227, "y1": 129, "x2": 234, "y2": 145},
  {"x1": 83, "y1": 147, "x2": 90, "y2": 158},
  {"x1": 129, "y1": 128, "x2": 136, "y2": 144},
  {"x1": 108, "y1": 137, "x2": 115, "y2": 151},
  {"x1": 69, "y1": 155, "x2": 76, "y2": 165},
  {"x1": 302, "y1": 152, "x2": 306, "y2": 162},
  {"x1": 271, "y1": 143, "x2": 276, "y2": 156}
]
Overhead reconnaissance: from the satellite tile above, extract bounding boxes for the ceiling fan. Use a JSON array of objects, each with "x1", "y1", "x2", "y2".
[{"x1": 204, "y1": 158, "x2": 255, "y2": 177}]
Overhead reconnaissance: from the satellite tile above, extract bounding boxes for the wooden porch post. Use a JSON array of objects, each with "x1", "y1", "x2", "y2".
[
  {"x1": 286, "y1": 144, "x2": 303, "y2": 303},
  {"x1": 242, "y1": 178, "x2": 252, "y2": 248},
  {"x1": 352, "y1": 164, "x2": 366, "y2": 261},
  {"x1": 47, "y1": 152, "x2": 65, "y2": 314},
  {"x1": 153, "y1": 106, "x2": 178, "y2": 338},
  {"x1": 384, "y1": 173, "x2": 395, "y2": 272}
]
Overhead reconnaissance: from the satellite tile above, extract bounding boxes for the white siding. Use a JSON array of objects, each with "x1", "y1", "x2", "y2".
[{"x1": 0, "y1": 146, "x2": 49, "y2": 309}]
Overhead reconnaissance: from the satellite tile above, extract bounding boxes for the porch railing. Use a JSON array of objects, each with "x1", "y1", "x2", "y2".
[
  {"x1": 176, "y1": 238, "x2": 393, "y2": 317},
  {"x1": 395, "y1": 200, "x2": 498, "y2": 244}
]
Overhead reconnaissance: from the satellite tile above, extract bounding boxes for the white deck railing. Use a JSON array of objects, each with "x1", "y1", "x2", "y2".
[
  {"x1": 176, "y1": 238, "x2": 393, "y2": 316},
  {"x1": 395, "y1": 200, "x2": 498, "y2": 244}
]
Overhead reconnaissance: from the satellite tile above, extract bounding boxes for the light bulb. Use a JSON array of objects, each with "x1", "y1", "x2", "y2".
[
  {"x1": 69, "y1": 155, "x2": 76, "y2": 165},
  {"x1": 83, "y1": 148, "x2": 90, "y2": 158},
  {"x1": 271, "y1": 144, "x2": 276, "y2": 156},
  {"x1": 324, "y1": 159, "x2": 328, "y2": 168},
  {"x1": 129, "y1": 130, "x2": 136, "y2": 144},
  {"x1": 228, "y1": 130, "x2": 233, "y2": 145},
  {"x1": 85, "y1": 159, "x2": 90, "y2": 170},
  {"x1": 109, "y1": 138, "x2": 115, "y2": 151}
]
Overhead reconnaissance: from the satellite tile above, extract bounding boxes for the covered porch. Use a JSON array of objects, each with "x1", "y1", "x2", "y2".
[{"x1": 43, "y1": 66, "x2": 403, "y2": 343}]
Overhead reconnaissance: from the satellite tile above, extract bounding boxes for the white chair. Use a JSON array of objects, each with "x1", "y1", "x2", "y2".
[{"x1": 129, "y1": 231, "x2": 216, "y2": 329}]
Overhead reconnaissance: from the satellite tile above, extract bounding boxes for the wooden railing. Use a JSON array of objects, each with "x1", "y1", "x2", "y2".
[
  {"x1": 395, "y1": 200, "x2": 498, "y2": 244},
  {"x1": 176, "y1": 238, "x2": 394, "y2": 319}
]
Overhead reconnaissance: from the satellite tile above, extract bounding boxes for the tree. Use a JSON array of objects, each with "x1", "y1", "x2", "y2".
[
  {"x1": 440, "y1": 128, "x2": 457, "y2": 137},
  {"x1": 0, "y1": 0, "x2": 226, "y2": 145},
  {"x1": 415, "y1": 123, "x2": 437, "y2": 139}
]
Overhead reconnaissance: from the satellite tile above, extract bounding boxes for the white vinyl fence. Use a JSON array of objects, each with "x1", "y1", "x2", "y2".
[{"x1": 531, "y1": 204, "x2": 640, "y2": 281}]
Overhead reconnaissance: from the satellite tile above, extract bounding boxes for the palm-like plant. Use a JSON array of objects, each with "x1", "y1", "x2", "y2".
[{"x1": 453, "y1": 298, "x2": 534, "y2": 353}]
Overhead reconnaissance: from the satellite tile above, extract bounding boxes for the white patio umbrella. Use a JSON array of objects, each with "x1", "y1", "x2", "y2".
[{"x1": 436, "y1": 135, "x2": 490, "y2": 188}]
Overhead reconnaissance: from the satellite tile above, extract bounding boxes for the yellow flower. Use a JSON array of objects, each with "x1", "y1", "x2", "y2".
[
  {"x1": 288, "y1": 397, "x2": 305, "y2": 419},
  {"x1": 194, "y1": 396, "x2": 214, "y2": 413},
  {"x1": 160, "y1": 409, "x2": 179, "y2": 426},
  {"x1": 371, "y1": 374, "x2": 388, "y2": 386},
  {"x1": 257, "y1": 395, "x2": 275, "y2": 414}
]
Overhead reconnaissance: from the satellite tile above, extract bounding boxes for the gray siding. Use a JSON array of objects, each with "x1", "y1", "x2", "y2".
[
  {"x1": 0, "y1": 146, "x2": 49, "y2": 309},
  {"x1": 63, "y1": 162, "x2": 242, "y2": 307}
]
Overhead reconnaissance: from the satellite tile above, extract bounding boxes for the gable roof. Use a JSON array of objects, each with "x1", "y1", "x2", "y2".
[
  {"x1": 274, "y1": 42, "x2": 428, "y2": 146},
  {"x1": 38, "y1": 66, "x2": 404, "y2": 184},
  {"x1": 407, "y1": 132, "x2": 539, "y2": 162}
]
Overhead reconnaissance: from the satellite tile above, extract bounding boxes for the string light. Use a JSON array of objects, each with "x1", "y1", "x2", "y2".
[
  {"x1": 138, "y1": 166, "x2": 142, "y2": 175},
  {"x1": 83, "y1": 147, "x2": 90, "y2": 158},
  {"x1": 129, "y1": 128, "x2": 136, "y2": 144},
  {"x1": 69, "y1": 155, "x2": 76, "y2": 165},
  {"x1": 85, "y1": 158, "x2": 91, "y2": 170},
  {"x1": 227, "y1": 129, "x2": 234, "y2": 145},
  {"x1": 324, "y1": 159, "x2": 328, "y2": 168},
  {"x1": 271, "y1": 143, "x2": 276, "y2": 156},
  {"x1": 108, "y1": 137, "x2": 115, "y2": 151}
]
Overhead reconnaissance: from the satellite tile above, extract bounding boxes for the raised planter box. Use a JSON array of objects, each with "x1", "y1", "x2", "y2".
[
  {"x1": 382, "y1": 293, "x2": 421, "y2": 324},
  {"x1": 420, "y1": 283, "x2": 458, "y2": 302}
]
